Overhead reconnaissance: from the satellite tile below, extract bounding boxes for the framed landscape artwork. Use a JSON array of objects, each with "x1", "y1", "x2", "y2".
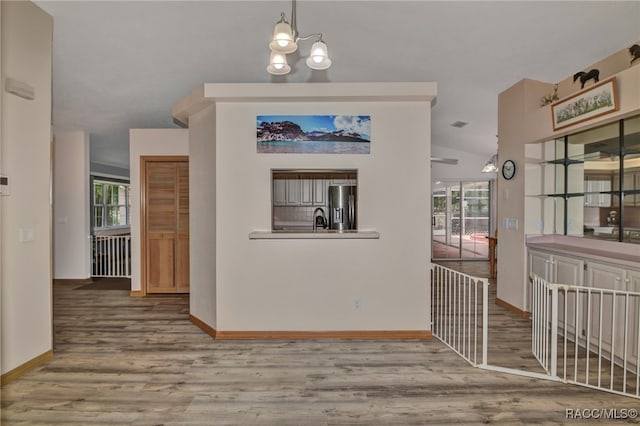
[
  {"x1": 551, "y1": 77, "x2": 619, "y2": 131},
  {"x1": 257, "y1": 115, "x2": 371, "y2": 154}
]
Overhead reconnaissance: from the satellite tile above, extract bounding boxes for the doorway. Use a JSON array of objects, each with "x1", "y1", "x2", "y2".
[
  {"x1": 432, "y1": 180, "x2": 490, "y2": 260},
  {"x1": 141, "y1": 156, "x2": 189, "y2": 294}
]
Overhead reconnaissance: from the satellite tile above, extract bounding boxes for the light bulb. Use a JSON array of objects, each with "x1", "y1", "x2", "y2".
[
  {"x1": 305, "y1": 40, "x2": 331, "y2": 71},
  {"x1": 269, "y1": 20, "x2": 297, "y2": 54},
  {"x1": 267, "y1": 51, "x2": 291, "y2": 75}
]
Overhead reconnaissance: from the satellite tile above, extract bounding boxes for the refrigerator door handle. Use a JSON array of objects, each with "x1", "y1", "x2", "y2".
[{"x1": 348, "y1": 194, "x2": 354, "y2": 228}]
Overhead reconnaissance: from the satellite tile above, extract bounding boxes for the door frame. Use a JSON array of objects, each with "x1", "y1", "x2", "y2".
[{"x1": 140, "y1": 155, "x2": 189, "y2": 296}]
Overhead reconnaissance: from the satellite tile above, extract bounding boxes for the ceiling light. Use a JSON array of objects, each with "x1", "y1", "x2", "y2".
[
  {"x1": 451, "y1": 121, "x2": 468, "y2": 128},
  {"x1": 269, "y1": 14, "x2": 297, "y2": 54},
  {"x1": 267, "y1": 1, "x2": 332, "y2": 75},
  {"x1": 267, "y1": 52, "x2": 292, "y2": 75},
  {"x1": 305, "y1": 39, "x2": 331, "y2": 70}
]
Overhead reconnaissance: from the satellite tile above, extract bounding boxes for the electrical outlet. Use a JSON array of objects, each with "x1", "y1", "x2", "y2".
[{"x1": 353, "y1": 299, "x2": 361, "y2": 310}]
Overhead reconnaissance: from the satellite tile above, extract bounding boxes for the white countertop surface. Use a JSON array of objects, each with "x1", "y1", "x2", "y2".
[
  {"x1": 526, "y1": 235, "x2": 640, "y2": 269},
  {"x1": 249, "y1": 230, "x2": 380, "y2": 240}
]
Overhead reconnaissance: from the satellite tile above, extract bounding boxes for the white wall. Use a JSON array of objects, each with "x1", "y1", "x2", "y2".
[
  {"x1": 188, "y1": 105, "x2": 217, "y2": 328},
  {"x1": 129, "y1": 129, "x2": 189, "y2": 292},
  {"x1": 53, "y1": 130, "x2": 91, "y2": 279},
  {"x1": 1, "y1": 1, "x2": 53, "y2": 374},
  {"x1": 431, "y1": 145, "x2": 495, "y2": 181},
  {"x1": 212, "y1": 101, "x2": 431, "y2": 331}
]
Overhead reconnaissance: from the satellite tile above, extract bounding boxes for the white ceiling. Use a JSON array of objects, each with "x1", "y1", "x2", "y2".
[{"x1": 35, "y1": 1, "x2": 640, "y2": 170}]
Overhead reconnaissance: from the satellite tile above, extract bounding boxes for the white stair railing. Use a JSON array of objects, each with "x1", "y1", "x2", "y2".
[
  {"x1": 92, "y1": 235, "x2": 131, "y2": 278},
  {"x1": 431, "y1": 263, "x2": 489, "y2": 367},
  {"x1": 530, "y1": 273, "x2": 640, "y2": 400}
]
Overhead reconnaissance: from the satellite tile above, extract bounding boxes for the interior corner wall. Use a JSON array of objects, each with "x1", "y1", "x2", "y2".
[
  {"x1": 187, "y1": 105, "x2": 217, "y2": 328},
  {"x1": 496, "y1": 80, "x2": 539, "y2": 310},
  {"x1": 212, "y1": 101, "x2": 430, "y2": 331},
  {"x1": 129, "y1": 129, "x2": 189, "y2": 292},
  {"x1": 1, "y1": 1, "x2": 53, "y2": 374},
  {"x1": 53, "y1": 130, "x2": 91, "y2": 280}
]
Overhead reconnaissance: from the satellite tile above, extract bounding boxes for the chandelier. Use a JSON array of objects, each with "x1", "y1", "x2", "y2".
[{"x1": 267, "y1": 1, "x2": 332, "y2": 75}]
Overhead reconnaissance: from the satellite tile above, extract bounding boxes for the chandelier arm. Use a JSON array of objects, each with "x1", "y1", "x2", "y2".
[
  {"x1": 296, "y1": 33, "x2": 323, "y2": 42},
  {"x1": 290, "y1": 0, "x2": 298, "y2": 39}
]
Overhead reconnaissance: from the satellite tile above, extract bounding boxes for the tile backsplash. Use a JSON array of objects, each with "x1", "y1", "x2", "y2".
[{"x1": 273, "y1": 205, "x2": 329, "y2": 230}]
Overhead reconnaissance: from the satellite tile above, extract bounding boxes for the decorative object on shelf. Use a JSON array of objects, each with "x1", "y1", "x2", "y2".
[
  {"x1": 257, "y1": 115, "x2": 370, "y2": 154},
  {"x1": 551, "y1": 77, "x2": 619, "y2": 131},
  {"x1": 630, "y1": 44, "x2": 640, "y2": 65},
  {"x1": 540, "y1": 84, "x2": 559, "y2": 107},
  {"x1": 267, "y1": 0, "x2": 331, "y2": 75},
  {"x1": 501, "y1": 159, "x2": 516, "y2": 180},
  {"x1": 482, "y1": 154, "x2": 498, "y2": 173},
  {"x1": 573, "y1": 69, "x2": 600, "y2": 89}
]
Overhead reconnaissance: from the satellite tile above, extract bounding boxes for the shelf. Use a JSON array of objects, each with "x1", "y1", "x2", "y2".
[{"x1": 249, "y1": 230, "x2": 380, "y2": 240}]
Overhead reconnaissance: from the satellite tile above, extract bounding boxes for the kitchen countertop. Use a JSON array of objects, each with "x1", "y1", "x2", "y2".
[
  {"x1": 249, "y1": 230, "x2": 380, "y2": 239},
  {"x1": 526, "y1": 235, "x2": 640, "y2": 269}
]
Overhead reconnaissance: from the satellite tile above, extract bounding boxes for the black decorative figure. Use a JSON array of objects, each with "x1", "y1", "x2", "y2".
[
  {"x1": 573, "y1": 69, "x2": 600, "y2": 89},
  {"x1": 630, "y1": 44, "x2": 640, "y2": 65}
]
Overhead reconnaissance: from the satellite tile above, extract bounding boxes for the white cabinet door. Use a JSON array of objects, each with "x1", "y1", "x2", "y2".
[
  {"x1": 529, "y1": 250, "x2": 552, "y2": 281},
  {"x1": 528, "y1": 250, "x2": 553, "y2": 312},
  {"x1": 586, "y1": 262, "x2": 625, "y2": 356},
  {"x1": 313, "y1": 179, "x2": 326, "y2": 206},
  {"x1": 273, "y1": 180, "x2": 287, "y2": 206},
  {"x1": 300, "y1": 179, "x2": 313, "y2": 205},
  {"x1": 286, "y1": 180, "x2": 301, "y2": 205},
  {"x1": 553, "y1": 254, "x2": 584, "y2": 335},
  {"x1": 623, "y1": 268, "x2": 640, "y2": 364}
]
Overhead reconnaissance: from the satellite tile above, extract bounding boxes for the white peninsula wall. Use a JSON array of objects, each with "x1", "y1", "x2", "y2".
[{"x1": 174, "y1": 83, "x2": 437, "y2": 337}]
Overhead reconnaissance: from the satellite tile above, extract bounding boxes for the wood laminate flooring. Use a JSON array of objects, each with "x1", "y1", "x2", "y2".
[{"x1": 2, "y1": 270, "x2": 639, "y2": 425}]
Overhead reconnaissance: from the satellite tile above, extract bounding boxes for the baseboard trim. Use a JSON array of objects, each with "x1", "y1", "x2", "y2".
[
  {"x1": 214, "y1": 330, "x2": 433, "y2": 340},
  {"x1": 130, "y1": 290, "x2": 145, "y2": 297},
  {"x1": 1, "y1": 349, "x2": 53, "y2": 386},
  {"x1": 189, "y1": 314, "x2": 217, "y2": 339},
  {"x1": 496, "y1": 297, "x2": 530, "y2": 319}
]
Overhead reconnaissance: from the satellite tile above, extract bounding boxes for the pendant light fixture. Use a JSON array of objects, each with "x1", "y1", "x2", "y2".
[{"x1": 267, "y1": 0, "x2": 332, "y2": 75}]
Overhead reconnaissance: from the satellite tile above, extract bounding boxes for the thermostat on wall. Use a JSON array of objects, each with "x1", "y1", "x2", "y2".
[{"x1": 0, "y1": 175, "x2": 10, "y2": 195}]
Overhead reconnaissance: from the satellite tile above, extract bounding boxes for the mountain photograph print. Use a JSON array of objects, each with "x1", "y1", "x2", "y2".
[{"x1": 257, "y1": 115, "x2": 371, "y2": 154}]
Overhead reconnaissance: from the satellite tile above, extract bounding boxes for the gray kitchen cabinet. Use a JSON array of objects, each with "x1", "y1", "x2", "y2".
[
  {"x1": 274, "y1": 179, "x2": 328, "y2": 206},
  {"x1": 286, "y1": 179, "x2": 302, "y2": 205},
  {"x1": 300, "y1": 179, "x2": 313, "y2": 205},
  {"x1": 273, "y1": 180, "x2": 287, "y2": 206},
  {"x1": 312, "y1": 179, "x2": 326, "y2": 206}
]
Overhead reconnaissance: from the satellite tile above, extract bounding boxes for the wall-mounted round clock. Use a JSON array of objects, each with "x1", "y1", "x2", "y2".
[{"x1": 502, "y1": 160, "x2": 516, "y2": 180}]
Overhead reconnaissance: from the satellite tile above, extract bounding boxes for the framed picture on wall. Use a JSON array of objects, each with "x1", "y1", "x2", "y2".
[
  {"x1": 551, "y1": 77, "x2": 619, "y2": 131},
  {"x1": 257, "y1": 115, "x2": 371, "y2": 154}
]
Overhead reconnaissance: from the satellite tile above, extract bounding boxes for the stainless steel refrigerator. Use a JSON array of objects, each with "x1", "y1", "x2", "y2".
[{"x1": 328, "y1": 185, "x2": 357, "y2": 231}]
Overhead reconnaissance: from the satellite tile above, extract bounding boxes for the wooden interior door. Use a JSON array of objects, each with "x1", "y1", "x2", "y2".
[{"x1": 143, "y1": 157, "x2": 189, "y2": 294}]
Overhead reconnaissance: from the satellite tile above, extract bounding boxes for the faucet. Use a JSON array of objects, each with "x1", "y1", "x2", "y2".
[{"x1": 313, "y1": 207, "x2": 327, "y2": 231}]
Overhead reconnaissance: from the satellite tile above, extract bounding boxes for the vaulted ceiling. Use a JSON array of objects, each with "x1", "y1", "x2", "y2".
[{"x1": 35, "y1": 1, "x2": 640, "y2": 170}]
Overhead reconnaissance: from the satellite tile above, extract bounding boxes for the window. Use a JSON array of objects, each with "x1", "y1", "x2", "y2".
[{"x1": 92, "y1": 178, "x2": 130, "y2": 231}]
